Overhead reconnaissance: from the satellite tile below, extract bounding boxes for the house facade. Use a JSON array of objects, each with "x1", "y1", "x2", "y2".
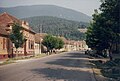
[
  {"x1": 0, "y1": 27, "x2": 9, "y2": 59},
  {"x1": 0, "y1": 12, "x2": 36, "y2": 59}
]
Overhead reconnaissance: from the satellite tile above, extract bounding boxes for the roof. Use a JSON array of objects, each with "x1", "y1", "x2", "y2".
[
  {"x1": 78, "y1": 28, "x2": 87, "y2": 33},
  {"x1": 0, "y1": 12, "x2": 35, "y2": 34},
  {"x1": 35, "y1": 33, "x2": 47, "y2": 38},
  {"x1": 58, "y1": 36, "x2": 68, "y2": 43},
  {"x1": 35, "y1": 33, "x2": 47, "y2": 43},
  {"x1": 29, "y1": 27, "x2": 36, "y2": 34},
  {"x1": 0, "y1": 12, "x2": 22, "y2": 26}
]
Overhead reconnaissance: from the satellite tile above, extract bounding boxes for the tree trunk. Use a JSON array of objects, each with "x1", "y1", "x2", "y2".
[
  {"x1": 16, "y1": 48, "x2": 18, "y2": 58},
  {"x1": 109, "y1": 50, "x2": 113, "y2": 61},
  {"x1": 109, "y1": 45, "x2": 113, "y2": 61},
  {"x1": 12, "y1": 48, "x2": 14, "y2": 58}
]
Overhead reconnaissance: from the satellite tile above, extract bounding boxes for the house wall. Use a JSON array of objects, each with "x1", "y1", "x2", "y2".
[
  {"x1": 26, "y1": 33, "x2": 35, "y2": 55},
  {"x1": 34, "y1": 43, "x2": 40, "y2": 55},
  {"x1": 34, "y1": 43, "x2": 48, "y2": 55},
  {"x1": 64, "y1": 44, "x2": 73, "y2": 51},
  {"x1": 12, "y1": 24, "x2": 35, "y2": 56},
  {"x1": 0, "y1": 36, "x2": 8, "y2": 59},
  {"x1": 13, "y1": 47, "x2": 24, "y2": 56}
]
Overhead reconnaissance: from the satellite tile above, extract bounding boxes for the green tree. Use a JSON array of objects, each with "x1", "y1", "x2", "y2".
[
  {"x1": 9, "y1": 23, "x2": 26, "y2": 57},
  {"x1": 86, "y1": 0, "x2": 119, "y2": 60},
  {"x1": 42, "y1": 35, "x2": 64, "y2": 53},
  {"x1": 55, "y1": 37, "x2": 64, "y2": 49},
  {"x1": 100, "y1": 0, "x2": 120, "y2": 54},
  {"x1": 42, "y1": 35, "x2": 55, "y2": 51}
]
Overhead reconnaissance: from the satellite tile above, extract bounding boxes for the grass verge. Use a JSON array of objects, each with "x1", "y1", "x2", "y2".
[
  {"x1": 90, "y1": 59, "x2": 120, "y2": 81},
  {"x1": 0, "y1": 59, "x2": 15, "y2": 65},
  {"x1": 0, "y1": 52, "x2": 64, "y2": 66},
  {"x1": 34, "y1": 53, "x2": 48, "y2": 58}
]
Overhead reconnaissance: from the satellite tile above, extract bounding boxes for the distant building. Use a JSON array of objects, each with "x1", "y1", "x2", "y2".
[
  {"x1": 60, "y1": 37, "x2": 89, "y2": 52},
  {"x1": 0, "y1": 12, "x2": 36, "y2": 59},
  {"x1": 78, "y1": 40, "x2": 89, "y2": 50},
  {"x1": 78, "y1": 28, "x2": 87, "y2": 33}
]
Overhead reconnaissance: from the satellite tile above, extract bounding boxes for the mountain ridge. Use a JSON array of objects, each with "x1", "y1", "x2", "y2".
[{"x1": 0, "y1": 5, "x2": 91, "y2": 22}]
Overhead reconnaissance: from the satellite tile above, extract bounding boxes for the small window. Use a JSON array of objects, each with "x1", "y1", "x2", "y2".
[
  {"x1": 3, "y1": 38, "x2": 5, "y2": 49},
  {"x1": 7, "y1": 24, "x2": 10, "y2": 27}
]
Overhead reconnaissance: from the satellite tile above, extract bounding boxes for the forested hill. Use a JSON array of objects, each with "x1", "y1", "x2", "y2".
[
  {"x1": 0, "y1": 5, "x2": 91, "y2": 22},
  {"x1": 22, "y1": 16, "x2": 89, "y2": 40}
]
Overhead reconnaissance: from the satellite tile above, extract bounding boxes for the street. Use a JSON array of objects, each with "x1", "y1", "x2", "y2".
[{"x1": 0, "y1": 51, "x2": 96, "y2": 81}]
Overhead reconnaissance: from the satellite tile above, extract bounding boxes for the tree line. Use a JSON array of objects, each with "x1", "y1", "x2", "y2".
[{"x1": 22, "y1": 16, "x2": 88, "y2": 40}]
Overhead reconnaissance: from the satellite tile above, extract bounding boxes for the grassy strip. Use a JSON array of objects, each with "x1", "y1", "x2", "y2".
[
  {"x1": 0, "y1": 52, "x2": 64, "y2": 66},
  {"x1": 34, "y1": 53, "x2": 48, "y2": 58},
  {"x1": 90, "y1": 59, "x2": 120, "y2": 81},
  {"x1": 0, "y1": 59, "x2": 15, "y2": 65},
  {"x1": 0, "y1": 54, "x2": 48, "y2": 66},
  {"x1": 0, "y1": 54, "x2": 47, "y2": 66}
]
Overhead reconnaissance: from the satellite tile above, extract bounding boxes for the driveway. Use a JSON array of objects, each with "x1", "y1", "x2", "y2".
[{"x1": 0, "y1": 51, "x2": 96, "y2": 81}]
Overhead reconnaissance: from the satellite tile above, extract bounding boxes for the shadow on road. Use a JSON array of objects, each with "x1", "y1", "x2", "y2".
[
  {"x1": 45, "y1": 52, "x2": 90, "y2": 68},
  {"x1": 46, "y1": 58, "x2": 89, "y2": 68},
  {"x1": 63, "y1": 52, "x2": 86, "y2": 58},
  {"x1": 32, "y1": 68, "x2": 92, "y2": 81},
  {"x1": 31, "y1": 52, "x2": 94, "y2": 81}
]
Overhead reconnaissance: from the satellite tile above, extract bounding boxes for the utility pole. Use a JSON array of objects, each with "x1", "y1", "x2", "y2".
[
  {"x1": 38, "y1": 25, "x2": 40, "y2": 54},
  {"x1": 38, "y1": 24, "x2": 42, "y2": 54},
  {"x1": 40, "y1": 24, "x2": 42, "y2": 54}
]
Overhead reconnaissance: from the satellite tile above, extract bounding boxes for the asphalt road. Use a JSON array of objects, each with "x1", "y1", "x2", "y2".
[{"x1": 0, "y1": 51, "x2": 96, "y2": 81}]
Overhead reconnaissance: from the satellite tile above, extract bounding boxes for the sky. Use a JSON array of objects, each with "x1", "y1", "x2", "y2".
[{"x1": 0, "y1": 0, "x2": 101, "y2": 16}]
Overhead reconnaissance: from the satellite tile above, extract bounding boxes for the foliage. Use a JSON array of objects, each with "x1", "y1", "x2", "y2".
[
  {"x1": 42, "y1": 35, "x2": 64, "y2": 51},
  {"x1": 23, "y1": 16, "x2": 89, "y2": 40},
  {"x1": 86, "y1": 0, "x2": 119, "y2": 54},
  {"x1": 42, "y1": 35, "x2": 55, "y2": 50},
  {"x1": 9, "y1": 23, "x2": 26, "y2": 49},
  {"x1": 86, "y1": 12, "x2": 110, "y2": 52},
  {"x1": 55, "y1": 37, "x2": 64, "y2": 49}
]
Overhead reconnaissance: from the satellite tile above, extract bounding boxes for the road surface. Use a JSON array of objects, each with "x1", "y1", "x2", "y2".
[{"x1": 0, "y1": 51, "x2": 96, "y2": 81}]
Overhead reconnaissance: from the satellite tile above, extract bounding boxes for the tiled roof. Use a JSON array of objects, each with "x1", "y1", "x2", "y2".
[
  {"x1": 0, "y1": 12, "x2": 35, "y2": 34},
  {"x1": 58, "y1": 36, "x2": 68, "y2": 43},
  {"x1": 35, "y1": 33, "x2": 47, "y2": 38},
  {"x1": 29, "y1": 27, "x2": 36, "y2": 34},
  {"x1": 35, "y1": 33, "x2": 47, "y2": 43},
  {"x1": 0, "y1": 12, "x2": 22, "y2": 26}
]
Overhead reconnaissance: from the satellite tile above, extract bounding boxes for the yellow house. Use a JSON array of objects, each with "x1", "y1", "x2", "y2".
[{"x1": 0, "y1": 12, "x2": 36, "y2": 59}]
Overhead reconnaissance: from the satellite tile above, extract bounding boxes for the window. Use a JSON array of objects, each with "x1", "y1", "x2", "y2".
[
  {"x1": 28, "y1": 40, "x2": 34, "y2": 49},
  {"x1": 29, "y1": 40, "x2": 31, "y2": 49},
  {"x1": 31, "y1": 41, "x2": 34, "y2": 49},
  {"x1": 3, "y1": 38, "x2": 6, "y2": 49}
]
